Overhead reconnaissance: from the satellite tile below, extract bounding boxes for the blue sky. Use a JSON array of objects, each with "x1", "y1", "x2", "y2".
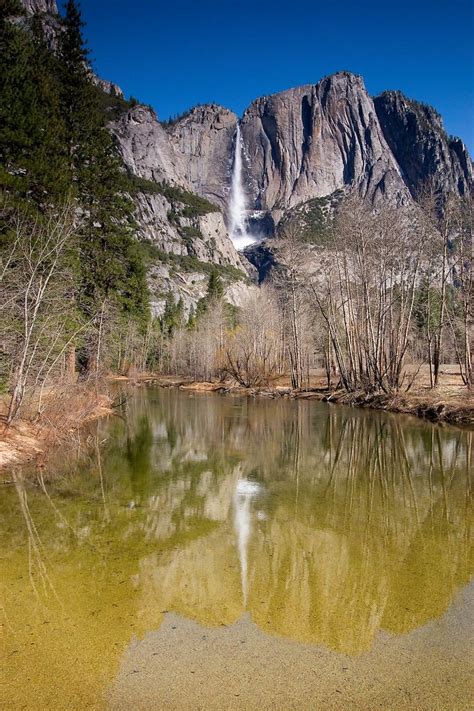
[{"x1": 67, "y1": 0, "x2": 473, "y2": 152}]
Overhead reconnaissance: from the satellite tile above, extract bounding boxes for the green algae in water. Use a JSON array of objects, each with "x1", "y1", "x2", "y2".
[{"x1": 1, "y1": 388, "x2": 472, "y2": 709}]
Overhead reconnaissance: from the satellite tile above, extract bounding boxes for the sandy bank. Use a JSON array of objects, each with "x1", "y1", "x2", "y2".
[{"x1": 0, "y1": 390, "x2": 113, "y2": 472}]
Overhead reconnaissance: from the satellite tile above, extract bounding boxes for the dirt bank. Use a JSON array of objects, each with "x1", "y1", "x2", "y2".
[{"x1": 0, "y1": 388, "x2": 113, "y2": 472}]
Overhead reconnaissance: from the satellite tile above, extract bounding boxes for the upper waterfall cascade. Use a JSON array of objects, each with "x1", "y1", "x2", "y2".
[{"x1": 228, "y1": 124, "x2": 256, "y2": 250}]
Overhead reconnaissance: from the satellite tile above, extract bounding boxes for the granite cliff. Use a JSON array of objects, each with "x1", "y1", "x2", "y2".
[{"x1": 373, "y1": 90, "x2": 472, "y2": 199}]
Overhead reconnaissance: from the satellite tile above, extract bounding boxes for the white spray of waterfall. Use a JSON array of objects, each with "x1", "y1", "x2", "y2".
[{"x1": 229, "y1": 124, "x2": 256, "y2": 250}]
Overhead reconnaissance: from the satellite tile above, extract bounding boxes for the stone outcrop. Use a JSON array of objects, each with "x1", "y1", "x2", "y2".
[
  {"x1": 134, "y1": 188, "x2": 253, "y2": 316},
  {"x1": 90, "y1": 75, "x2": 124, "y2": 100},
  {"x1": 134, "y1": 190, "x2": 248, "y2": 272},
  {"x1": 374, "y1": 90, "x2": 473, "y2": 199},
  {"x1": 167, "y1": 105, "x2": 238, "y2": 208},
  {"x1": 15, "y1": 0, "x2": 61, "y2": 50},
  {"x1": 112, "y1": 105, "x2": 189, "y2": 187},
  {"x1": 20, "y1": 0, "x2": 58, "y2": 14},
  {"x1": 239, "y1": 73, "x2": 410, "y2": 217}
]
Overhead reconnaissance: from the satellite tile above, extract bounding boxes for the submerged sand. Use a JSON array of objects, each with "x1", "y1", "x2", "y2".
[{"x1": 109, "y1": 581, "x2": 473, "y2": 711}]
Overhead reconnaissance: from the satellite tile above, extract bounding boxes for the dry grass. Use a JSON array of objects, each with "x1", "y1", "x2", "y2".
[
  {"x1": 0, "y1": 381, "x2": 113, "y2": 471},
  {"x1": 288, "y1": 365, "x2": 473, "y2": 426}
]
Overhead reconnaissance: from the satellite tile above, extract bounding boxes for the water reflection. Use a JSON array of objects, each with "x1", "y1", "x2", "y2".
[
  {"x1": 234, "y1": 479, "x2": 262, "y2": 606},
  {"x1": 1, "y1": 388, "x2": 472, "y2": 708}
]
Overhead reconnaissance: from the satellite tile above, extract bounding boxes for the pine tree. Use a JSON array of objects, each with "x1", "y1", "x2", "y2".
[
  {"x1": 161, "y1": 293, "x2": 184, "y2": 337},
  {"x1": 206, "y1": 268, "x2": 224, "y2": 301},
  {"x1": 1, "y1": 0, "x2": 149, "y2": 377},
  {"x1": 187, "y1": 305, "x2": 196, "y2": 330},
  {"x1": 0, "y1": 7, "x2": 69, "y2": 203},
  {"x1": 58, "y1": 1, "x2": 149, "y2": 331}
]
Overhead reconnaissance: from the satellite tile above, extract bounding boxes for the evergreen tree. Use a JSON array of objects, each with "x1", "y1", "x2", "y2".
[
  {"x1": 187, "y1": 305, "x2": 196, "y2": 330},
  {"x1": 161, "y1": 294, "x2": 184, "y2": 337},
  {"x1": 0, "y1": 6, "x2": 69, "y2": 203},
  {"x1": 206, "y1": 268, "x2": 224, "y2": 301},
  {"x1": 1, "y1": 0, "x2": 149, "y2": 376},
  {"x1": 58, "y1": 1, "x2": 149, "y2": 330},
  {"x1": 192, "y1": 268, "x2": 225, "y2": 324}
]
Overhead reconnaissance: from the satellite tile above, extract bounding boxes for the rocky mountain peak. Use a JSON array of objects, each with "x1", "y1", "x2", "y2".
[
  {"x1": 167, "y1": 104, "x2": 238, "y2": 208},
  {"x1": 170, "y1": 103, "x2": 237, "y2": 129},
  {"x1": 126, "y1": 104, "x2": 159, "y2": 125},
  {"x1": 239, "y1": 70, "x2": 408, "y2": 218},
  {"x1": 374, "y1": 90, "x2": 472, "y2": 198}
]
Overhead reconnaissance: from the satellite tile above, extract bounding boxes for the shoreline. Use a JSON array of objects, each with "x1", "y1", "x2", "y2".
[
  {"x1": 0, "y1": 392, "x2": 114, "y2": 473},
  {"x1": 120, "y1": 375, "x2": 474, "y2": 428},
  {"x1": 1, "y1": 373, "x2": 471, "y2": 474}
]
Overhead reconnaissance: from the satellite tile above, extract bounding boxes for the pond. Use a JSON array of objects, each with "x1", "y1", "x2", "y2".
[{"x1": 1, "y1": 387, "x2": 472, "y2": 709}]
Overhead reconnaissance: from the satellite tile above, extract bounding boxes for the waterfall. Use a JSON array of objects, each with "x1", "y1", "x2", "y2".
[{"x1": 229, "y1": 124, "x2": 256, "y2": 250}]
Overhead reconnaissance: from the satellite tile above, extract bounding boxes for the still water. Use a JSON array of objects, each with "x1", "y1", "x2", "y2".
[{"x1": 1, "y1": 387, "x2": 472, "y2": 709}]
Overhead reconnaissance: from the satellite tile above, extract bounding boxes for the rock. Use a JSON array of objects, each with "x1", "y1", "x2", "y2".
[
  {"x1": 162, "y1": 72, "x2": 472, "y2": 234},
  {"x1": 90, "y1": 75, "x2": 124, "y2": 100},
  {"x1": 111, "y1": 105, "x2": 189, "y2": 187},
  {"x1": 20, "y1": 0, "x2": 58, "y2": 14},
  {"x1": 167, "y1": 104, "x2": 238, "y2": 209},
  {"x1": 111, "y1": 104, "x2": 191, "y2": 189},
  {"x1": 373, "y1": 90, "x2": 473, "y2": 199},
  {"x1": 14, "y1": 0, "x2": 62, "y2": 50},
  {"x1": 111, "y1": 106, "x2": 252, "y2": 285},
  {"x1": 195, "y1": 211, "x2": 249, "y2": 271},
  {"x1": 132, "y1": 187, "x2": 249, "y2": 273},
  {"x1": 134, "y1": 191, "x2": 188, "y2": 255},
  {"x1": 148, "y1": 262, "x2": 208, "y2": 318},
  {"x1": 240, "y1": 72, "x2": 410, "y2": 223},
  {"x1": 243, "y1": 242, "x2": 277, "y2": 284}
]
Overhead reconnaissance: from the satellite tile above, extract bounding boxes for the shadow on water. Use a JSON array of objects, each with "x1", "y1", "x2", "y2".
[{"x1": 1, "y1": 387, "x2": 472, "y2": 708}]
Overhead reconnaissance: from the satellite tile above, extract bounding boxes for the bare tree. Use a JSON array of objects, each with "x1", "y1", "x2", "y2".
[
  {"x1": 446, "y1": 194, "x2": 473, "y2": 388},
  {"x1": 224, "y1": 288, "x2": 283, "y2": 387},
  {"x1": 275, "y1": 226, "x2": 314, "y2": 389},
  {"x1": 1, "y1": 203, "x2": 81, "y2": 423},
  {"x1": 308, "y1": 195, "x2": 428, "y2": 394}
]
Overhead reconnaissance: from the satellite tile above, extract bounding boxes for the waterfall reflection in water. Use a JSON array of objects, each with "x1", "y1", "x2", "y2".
[{"x1": 234, "y1": 479, "x2": 262, "y2": 607}]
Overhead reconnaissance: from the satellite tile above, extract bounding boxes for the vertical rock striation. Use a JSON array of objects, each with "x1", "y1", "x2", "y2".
[{"x1": 239, "y1": 72, "x2": 410, "y2": 218}]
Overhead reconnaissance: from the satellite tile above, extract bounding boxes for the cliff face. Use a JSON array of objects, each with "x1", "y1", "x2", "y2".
[
  {"x1": 148, "y1": 73, "x2": 471, "y2": 234},
  {"x1": 112, "y1": 106, "x2": 188, "y2": 187},
  {"x1": 374, "y1": 90, "x2": 473, "y2": 199},
  {"x1": 21, "y1": 0, "x2": 58, "y2": 14},
  {"x1": 167, "y1": 105, "x2": 238, "y2": 209},
  {"x1": 240, "y1": 73, "x2": 410, "y2": 215},
  {"x1": 111, "y1": 106, "x2": 253, "y2": 309}
]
